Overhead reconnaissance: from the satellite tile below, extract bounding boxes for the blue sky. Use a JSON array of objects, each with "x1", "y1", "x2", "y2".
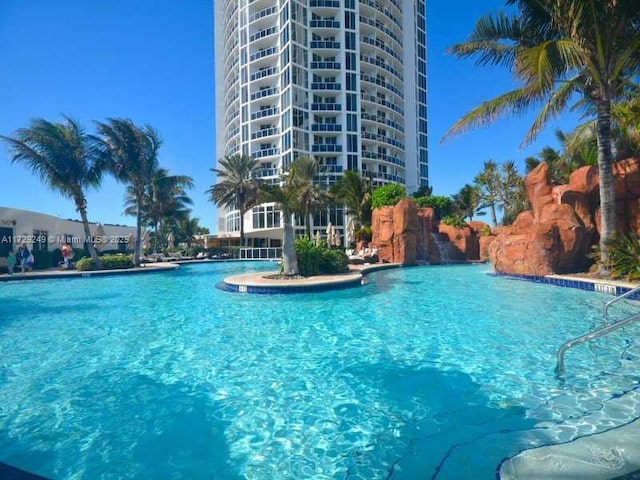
[{"x1": 0, "y1": 1, "x2": 580, "y2": 231}]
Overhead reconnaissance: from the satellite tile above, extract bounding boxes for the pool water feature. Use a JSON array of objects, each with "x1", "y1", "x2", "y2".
[{"x1": 0, "y1": 262, "x2": 639, "y2": 479}]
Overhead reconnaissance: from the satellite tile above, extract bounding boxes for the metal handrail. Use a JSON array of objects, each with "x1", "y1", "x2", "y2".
[
  {"x1": 603, "y1": 285, "x2": 640, "y2": 323},
  {"x1": 555, "y1": 312, "x2": 640, "y2": 378}
]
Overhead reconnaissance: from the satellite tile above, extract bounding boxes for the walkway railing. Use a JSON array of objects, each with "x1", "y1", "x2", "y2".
[
  {"x1": 239, "y1": 247, "x2": 282, "y2": 260},
  {"x1": 555, "y1": 285, "x2": 640, "y2": 379}
]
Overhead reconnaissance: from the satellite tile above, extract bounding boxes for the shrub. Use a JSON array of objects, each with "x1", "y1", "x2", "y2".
[
  {"x1": 372, "y1": 184, "x2": 407, "y2": 209},
  {"x1": 295, "y1": 236, "x2": 320, "y2": 276},
  {"x1": 414, "y1": 195, "x2": 453, "y2": 219},
  {"x1": 319, "y1": 248, "x2": 349, "y2": 274},
  {"x1": 75, "y1": 257, "x2": 95, "y2": 271},
  {"x1": 76, "y1": 254, "x2": 134, "y2": 271},
  {"x1": 604, "y1": 234, "x2": 640, "y2": 280},
  {"x1": 480, "y1": 224, "x2": 492, "y2": 236},
  {"x1": 441, "y1": 215, "x2": 468, "y2": 229},
  {"x1": 295, "y1": 237, "x2": 349, "y2": 276}
]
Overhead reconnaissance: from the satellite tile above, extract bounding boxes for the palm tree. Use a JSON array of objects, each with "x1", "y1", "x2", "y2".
[
  {"x1": 125, "y1": 168, "x2": 194, "y2": 250},
  {"x1": 329, "y1": 170, "x2": 373, "y2": 227},
  {"x1": 207, "y1": 154, "x2": 261, "y2": 247},
  {"x1": 94, "y1": 118, "x2": 161, "y2": 266},
  {"x1": 289, "y1": 156, "x2": 328, "y2": 238},
  {"x1": 474, "y1": 160, "x2": 501, "y2": 226},
  {"x1": 499, "y1": 161, "x2": 530, "y2": 224},
  {"x1": 176, "y1": 216, "x2": 206, "y2": 247},
  {"x1": 444, "y1": 0, "x2": 640, "y2": 272},
  {"x1": 525, "y1": 128, "x2": 598, "y2": 184},
  {"x1": 260, "y1": 179, "x2": 299, "y2": 276},
  {"x1": 452, "y1": 184, "x2": 483, "y2": 222},
  {"x1": 1, "y1": 117, "x2": 104, "y2": 268}
]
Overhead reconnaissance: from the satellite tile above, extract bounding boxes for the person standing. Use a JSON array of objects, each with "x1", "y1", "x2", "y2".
[
  {"x1": 19, "y1": 243, "x2": 31, "y2": 273},
  {"x1": 7, "y1": 250, "x2": 16, "y2": 275}
]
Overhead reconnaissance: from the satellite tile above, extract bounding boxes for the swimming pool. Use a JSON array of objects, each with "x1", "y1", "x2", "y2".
[{"x1": 1, "y1": 262, "x2": 639, "y2": 479}]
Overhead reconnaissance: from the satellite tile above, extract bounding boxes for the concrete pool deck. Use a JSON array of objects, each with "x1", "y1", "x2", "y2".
[{"x1": 0, "y1": 262, "x2": 180, "y2": 281}]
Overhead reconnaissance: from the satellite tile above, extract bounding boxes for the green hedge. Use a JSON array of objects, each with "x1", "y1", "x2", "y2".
[
  {"x1": 76, "y1": 254, "x2": 134, "y2": 271},
  {"x1": 414, "y1": 195, "x2": 453, "y2": 220},
  {"x1": 372, "y1": 184, "x2": 407, "y2": 209},
  {"x1": 295, "y1": 237, "x2": 349, "y2": 276}
]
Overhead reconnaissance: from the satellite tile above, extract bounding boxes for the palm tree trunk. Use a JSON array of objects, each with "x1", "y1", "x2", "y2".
[
  {"x1": 77, "y1": 202, "x2": 103, "y2": 269},
  {"x1": 239, "y1": 209, "x2": 245, "y2": 247},
  {"x1": 306, "y1": 208, "x2": 312, "y2": 239},
  {"x1": 596, "y1": 99, "x2": 617, "y2": 274},
  {"x1": 281, "y1": 213, "x2": 299, "y2": 276},
  {"x1": 490, "y1": 204, "x2": 498, "y2": 226},
  {"x1": 134, "y1": 195, "x2": 143, "y2": 267}
]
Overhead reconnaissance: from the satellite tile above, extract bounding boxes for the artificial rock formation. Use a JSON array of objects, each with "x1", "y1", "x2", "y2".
[
  {"x1": 489, "y1": 158, "x2": 640, "y2": 276},
  {"x1": 371, "y1": 198, "x2": 491, "y2": 265}
]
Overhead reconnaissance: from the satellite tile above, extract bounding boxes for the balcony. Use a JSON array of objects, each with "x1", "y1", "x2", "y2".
[
  {"x1": 312, "y1": 144, "x2": 343, "y2": 153},
  {"x1": 310, "y1": 61, "x2": 342, "y2": 70},
  {"x1": 257, "y1": 167, "x2": 282, "y2": 179},
  {"x1": 251, "y1": 66, "x2": 279, "y2": 81},
  {"x1": 311, "y1": 103, "x2": 342, "y2": 111},
  {"x1": 312, "y1": 123, "x2": 342, "y2": 132},
  {"x1": 249, "y1": 5, "x2": 277, "y2": 24},
  {"x1": 310, "y1": 0, "x2": 340, "y2": 7},
  {"x1": 310, "y1": 41, "x2": 341, "y2": 49},
  {"x1": 251, "y1": 107, "x2": 279, "y2": 120},
  {"x1": 362, "y1": 150, "x2": 405, "y2": 167},
  {"x1": 360, "y1": 112, "x2": 405, "y2": 134},
  {"x1": 252, "y1": 147, "x2": 280, "y2": 159},
  {"x1": 311, "y1": 82, "x2": 342, "y2": 91},
  {"x1": 361, "y1": 131, "x2": 405, "y2": 150},
  {"x1": 250, "y1": 87, "x2": 279, "y2": 101},
  {"x1": 250, "y1": 46, "x2": 278, "y2": 62},
  {"x1": 360, "y1": 73, "x2": 403, "y2": 98},
  {"x1": 251, "y1": 127, "x2": 280, "y2": 140},
  {"x1": 318, "y1": 164, "x2": 343, "y2": 173},
  {"x1": 249, "y1": 26, "x2": 277, "y2": 43},
  {"x1": 310, "y1": 20, "x2": 340, "y2": 29}
]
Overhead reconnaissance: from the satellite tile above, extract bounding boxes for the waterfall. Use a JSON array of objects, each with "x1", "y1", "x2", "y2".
[{"x1": 435, "y1": 238, "x2": 450, "y2": 263}]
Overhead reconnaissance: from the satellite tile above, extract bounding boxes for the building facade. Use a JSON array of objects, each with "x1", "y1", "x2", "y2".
[
  {"x1": 214, "y1": 0, "x2": 428, "y2": 245},
  {"x1": 0, "y1": 207, "x2": 137, "y2": 269}
]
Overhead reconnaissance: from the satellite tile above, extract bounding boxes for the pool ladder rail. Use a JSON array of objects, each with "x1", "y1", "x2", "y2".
[{"x1": 555, "y1": 285, "x2": 640, "y2": 379}]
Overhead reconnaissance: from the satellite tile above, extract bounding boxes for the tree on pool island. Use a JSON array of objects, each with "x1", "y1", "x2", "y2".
[
  {"x1": 259, "y1": 179, "x2": 300, "y2": 276},
  {"x1": 1, "y1": 117, "x2": 104, "y2": 269},
  {"x1": 444, "y1": 0, "x2": 640, "y2": 274}
]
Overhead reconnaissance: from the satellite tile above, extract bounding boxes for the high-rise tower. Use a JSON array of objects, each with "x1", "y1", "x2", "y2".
[{"x1": 214, "y1": 0, "x2": 428, "y2": 244}]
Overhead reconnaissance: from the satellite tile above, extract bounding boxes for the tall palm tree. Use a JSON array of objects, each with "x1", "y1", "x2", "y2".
[
  {"x1": 444, "y1": 0, "x2": 640, "y2": 272},
  {"x1": 94, "y1": 118, "x2": 161, "y2": 266},
  {"x1": 1, "y1": 117, "x2": 104, "y2": 268},
  {"x1": 125, "y1": 168, "x2": 194, "y2": 250},
  {"x1": 329, "y1": 170, "x2": 373, "y2": 227},
  {"x1": 499, "y1": 160, "x2": 530, "y2": 224},
  {"x1": 260, "y1": 180, "x2": 299, "y2": 276},
  {"x1": 207, "y1": 154, "x2": 261, "y2": 247},
  {"x1": 289, "y1": 156, "x2": 328, "y2": 238}
]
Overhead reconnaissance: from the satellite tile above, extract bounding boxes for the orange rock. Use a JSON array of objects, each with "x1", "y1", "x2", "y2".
[
  {"x1": 568, "y1": 165, "x2": 599, "y2": 197},
  {"x1": 479, "y1": 235, "x2": 496, "y2": 262},
  {"x1": 371, "y1": 206, "x2": 394, "y2": 263}
]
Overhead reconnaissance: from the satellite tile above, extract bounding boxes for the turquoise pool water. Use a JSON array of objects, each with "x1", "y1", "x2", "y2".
[{"x1": 1, "y1": 262, "x2": 639, "y2": 479}]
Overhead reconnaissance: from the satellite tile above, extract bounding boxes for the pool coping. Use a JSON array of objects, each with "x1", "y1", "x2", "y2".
[
  {"x1": 220, "y1": 262, "x2": 401, "y2": 294},
  {"x1": 497, "y1": 272, "x2": 640, "y2": 299},
  {"x1": 0, "y1": 262, "x2": 179, "y2": 281}
]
